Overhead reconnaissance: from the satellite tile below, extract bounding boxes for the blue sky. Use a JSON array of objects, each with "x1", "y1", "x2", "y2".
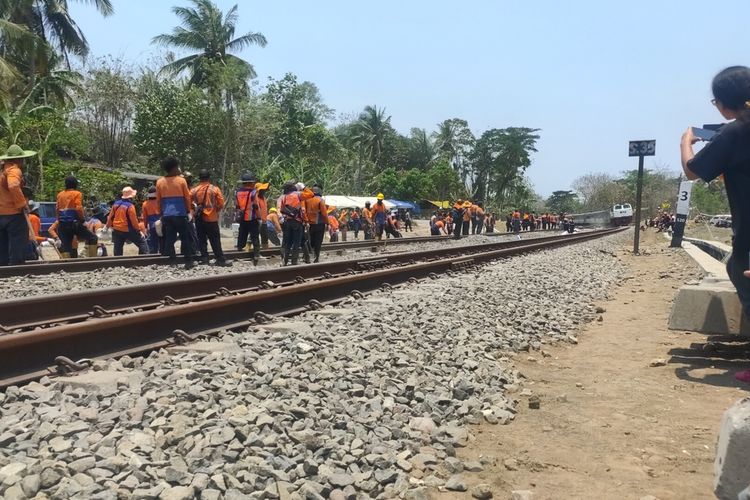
[{"x1": 70, "y1": 0, "x2": 749, "y2": 196}]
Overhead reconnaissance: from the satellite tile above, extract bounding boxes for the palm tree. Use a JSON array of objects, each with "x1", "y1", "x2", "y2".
[
  {"x1": 153, "y1": 0, "x2": 267, "y2": 86},
  {"x1": 7, "y1": 0, "x2": 113, "y2": 62},
  {"x1": 354, "y1": 105, "x2": 391, "y2": 166}
]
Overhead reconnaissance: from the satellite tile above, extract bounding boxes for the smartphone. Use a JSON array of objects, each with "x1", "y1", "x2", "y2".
[{"x1": 692, "y1": 127, "x2": 716, "y2": 141}]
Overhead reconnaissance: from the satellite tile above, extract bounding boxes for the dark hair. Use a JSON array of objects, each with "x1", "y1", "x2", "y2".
[
  {"x1": 161, "y1": 157, "x2": 179, "y2": 173},
  {"x1": 64, "y1": 176, "x2": 78, "y2": 189},
  {"x1": 713, "y1": 66, "x2": 750, "y2": 119},
  {"x1": 148, "y1": 185, "x2": 157, "y2": 193},
  {"x1": 198, "y1": 169, "x2": 210, "y2": 180}
]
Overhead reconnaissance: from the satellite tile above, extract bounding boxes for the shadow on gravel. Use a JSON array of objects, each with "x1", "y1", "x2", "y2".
[{"x1": 668, "y1": 336, "x2": 750, "y2": 389}]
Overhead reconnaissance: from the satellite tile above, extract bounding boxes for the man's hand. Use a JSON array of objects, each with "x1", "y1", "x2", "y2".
[{"x1": 682, "y1": 127, "x2": 701, "y2": 145}]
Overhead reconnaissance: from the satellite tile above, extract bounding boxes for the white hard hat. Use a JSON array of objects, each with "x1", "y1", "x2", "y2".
[{"x1": 295, "y1": 182, "x2": 305, "y2": 191}]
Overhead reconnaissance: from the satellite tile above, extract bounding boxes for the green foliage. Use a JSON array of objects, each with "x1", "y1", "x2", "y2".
[
  {"x1": 426, "y1": 161, "x2": 464, "y2": 202},
  {"x1": 545, "y1": 190, "x2": 581, "y2": 213},
  {"x1": 471, "y1": 127, "x2": 540, "y2": 205},
  {"x1": 74, "y1": 60, "x2": 136, "y2": 167},
  {"x1": 691, "y1": 179, "x2": 729, "y2": 215},
  {"x1": 39, "y1": 159, "x2": 126, "y2": 204},
  {"x1": 133, "y1": 79, "x2": 220, "y2": 170}
]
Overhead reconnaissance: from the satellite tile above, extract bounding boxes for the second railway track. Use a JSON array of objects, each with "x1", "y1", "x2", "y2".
[{"x1": 0, "y1": 228, "x2": 624, "y2": 386}]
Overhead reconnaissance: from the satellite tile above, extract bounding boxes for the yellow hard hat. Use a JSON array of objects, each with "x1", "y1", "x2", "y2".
[
  {"x1": 269, "y1": 207, "x2": 277, "y2": 213},
  {"x1": 377, "y1": 193, "x2": 384, "y2": 200}
]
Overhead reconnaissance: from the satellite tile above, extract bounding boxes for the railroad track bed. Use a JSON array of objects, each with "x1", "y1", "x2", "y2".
[
  {"x1": 0, "y1": 230, "x2": 630, "y2": 500},
  {"x1": 0, "y1": 231, "x2": 565, "y2": 302}
]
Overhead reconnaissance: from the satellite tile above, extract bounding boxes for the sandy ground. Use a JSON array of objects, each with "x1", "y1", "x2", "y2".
[{"x1": 437, "y1": 228, "x2": 748, "y2": 499}]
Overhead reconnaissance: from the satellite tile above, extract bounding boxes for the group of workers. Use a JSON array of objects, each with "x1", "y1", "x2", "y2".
[
  {"x1": 505, "y1": 211, "x2": 575, "y2": 234},
  {"x1": 0, "y1": 143, "x2": 419, "y2": 267},
  {"x1": 429, "y1": 201, "x2": 497, "y2": 237}
]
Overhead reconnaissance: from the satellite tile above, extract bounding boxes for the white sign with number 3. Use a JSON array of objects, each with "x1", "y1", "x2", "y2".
[{"x1": 676, "y1": 180, "x2": 693, "y2": 215}]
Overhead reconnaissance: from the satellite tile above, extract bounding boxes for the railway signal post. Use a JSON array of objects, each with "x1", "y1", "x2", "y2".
[{"x1": 629, "y1": 140, "x2": 656, "y2": 254}]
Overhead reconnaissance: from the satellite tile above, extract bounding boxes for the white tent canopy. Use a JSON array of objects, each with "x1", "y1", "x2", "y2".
[
  {"x1": 322, "y1": 195, "x2": 360, "y2": 208},
  {"x1": 344, "y1": 196, "x2": 396, "y2": 210},
  {"x1": 323, "y1": 195, "x2": 396, "y2": 210}
]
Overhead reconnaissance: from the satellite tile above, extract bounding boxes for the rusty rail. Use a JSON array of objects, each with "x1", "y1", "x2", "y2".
[
  {"x1": 0, "y1": 228, "x2": 624, "y2": 387},
  {"x1": 0, "y1": 235, "x2": 457, "y2": 278}
]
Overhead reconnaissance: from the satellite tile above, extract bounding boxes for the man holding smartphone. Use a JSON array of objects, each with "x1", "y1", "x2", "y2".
[{"x1": 680, "y1": 66, "x2": 750, "y2": 382}]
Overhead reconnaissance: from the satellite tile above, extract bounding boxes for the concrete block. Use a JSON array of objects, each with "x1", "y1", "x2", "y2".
[
  {"x1": 715, "y1": 398, "x2": 750, "y2": 499},
  {"x1": 668, "y1": 279, "x2": 750, "y2": 335},
  {"x1": 167, "y1": 342, "x2": 240, "y2": 354}
]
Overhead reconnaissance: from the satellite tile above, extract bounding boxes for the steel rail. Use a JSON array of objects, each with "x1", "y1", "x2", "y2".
[
  {"x1": 0, "y1": 228, "x2": 624, "y2": 386},
  {"x1": 0, "y1": 231, "x2": 603, "y2": 331},
  {"x1": 0, "y1": 235, "x2": 455, "y2": 278}
]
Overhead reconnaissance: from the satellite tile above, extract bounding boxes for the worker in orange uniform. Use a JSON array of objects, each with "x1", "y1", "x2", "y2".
[
  {"x1": 141, "y1": 186, "x2": 161, "y2": 254},
  {"x1": 156, "y1": 157, "x2": 194, "y2": 269},
  {"x1": 327, "y1": 208, "x2": 340, "y2": 242},
  {"x1": 0, "y1": 145, "x2": 36, "y2": 266},
  {"x1": 338, "y1": 208, "x2": 349, "y2": 242},
  {"x1": 191, "y1": 170, "x2": 228, "y2": 266},
  {"x1": 56, "y1": 175, "x2": 98, "y2": 259},
  {"x1": 235, "y1": 172, "x2": 262, "y2": 265},
  {"x1": 473, "y1": 202, "x2": 485, "y2": 235},
  {"x1": 279, "y1": 180, "x2": 314, "y2": 266},
  {"x1": 47, "y1": 220, "x2": 77, "y2": 257},
  {"x1": 107, "y1": 186, "x2": 148, "y2": 256},
  {"x1": 266, "y1": 207, "x2": 282, "y2": 246},
  {"x1": 362, "y1": 202, "x2": 373, "y2": 240},
  {"x1": 372, "y1": 193, "x2": 387, "y2": 241},
  {"x1": 351, "y1": 208, "x2": 361, "y2": 240},
  {"x1": 26, "y1": 201, "x2": 48, "y2": 260},
  {"x1": 256, "y1": 183, "x2": 270, "y2": 249},
  {"x1": 303, "y1": 185, "x2": 328, "y2": 263}
]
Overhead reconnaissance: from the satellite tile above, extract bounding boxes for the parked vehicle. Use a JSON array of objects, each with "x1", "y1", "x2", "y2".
[
  {"x1": 709, "y1": 214, "x2": 732, "y2": 226},
  {"x1": 715, "y1": 216, "x2": 732, "y2": 228},
  {"x1": 36, "y1": 202, "x2": 57, "y2": 236}
]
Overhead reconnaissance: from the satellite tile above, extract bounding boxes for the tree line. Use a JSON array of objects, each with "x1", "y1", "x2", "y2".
[{"x1": 1, "y1": 0, "x2": 541, "y2": 212}]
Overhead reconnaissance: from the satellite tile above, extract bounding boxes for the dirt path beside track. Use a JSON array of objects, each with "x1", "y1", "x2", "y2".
[{"x1": 439, "y1": 229, "x2": 748, "y2": 500}]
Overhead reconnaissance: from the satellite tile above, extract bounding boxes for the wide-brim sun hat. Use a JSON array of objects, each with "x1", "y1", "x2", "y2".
[
  {"x1": 28, "y1": 201, "x2": 40, "y2": 213},
  {"x1": 121, "y1": 187, "x2": 138, "y2": 199},
  {"x1": 255, "y1": 182, "x2": 269, "y2": 191},
  {"x1": 0, "y1": 144, "x2": 37, "y2": 161}
]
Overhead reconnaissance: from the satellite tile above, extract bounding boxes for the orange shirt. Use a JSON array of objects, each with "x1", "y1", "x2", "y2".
[
  {"x1": 328, "y1": 214, "x2": 339, "y2": 231},
  {"x1": 191, "y1": 182, "x2": 224, "y2": 223},
  {"x1": 29, "y1": 214, "x2": 45, "y2": 242},
  {"x1": 141, "y1": 199, "x2": 160, "y2": 228},
  {"x1": 462, "y1": 209, "x2": 471, "y2": 222},
  {"x1": 0, "y1": 162, "x2": 26, "y2": 215},
  {"x1": 107, "y1": 199, "x2": 140, "y2": 232},
  {"x1": 258, "y1": 196, "x2": 268, "y2": 222},
  {"x1": 362, "y1": 207, "x2": 372, "y2": 221},
  {"x1": 156, "y1": 175, "x2": 192, "y2": 217},
  {"x1": 56, "y1": 189, "x2": 84, "y2": 222},
  {"x1": 303, "y1": 196, "x2": 328, "y2": 224}
]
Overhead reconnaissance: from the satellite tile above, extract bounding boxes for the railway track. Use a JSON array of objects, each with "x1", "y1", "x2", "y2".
[
  {"x1": 0, "y1": 228, "x2": 624, "y2": 387},
  {"x1": 0, "y1": 235, "x2": 452, "y2": 278}
]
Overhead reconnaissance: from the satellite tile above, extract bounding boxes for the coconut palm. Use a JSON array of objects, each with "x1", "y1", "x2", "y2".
[
  {"x1": 7, "y1": 0, "x2": 113, "y2": 61},
  {"x1": 153, "y1": 0, "x2": 267, "y2": 86},
  {"x1": 353, "y1": 105, "x2": 391, "y2": 166}
]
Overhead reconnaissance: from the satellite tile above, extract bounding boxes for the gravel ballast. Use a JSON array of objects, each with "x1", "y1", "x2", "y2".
[
  {"x1": 0, "y1": 231, "x2": 628, "y2": 499},
  {"x1": 0, "y1": 231, "x2": 559, "y2": 301}
]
